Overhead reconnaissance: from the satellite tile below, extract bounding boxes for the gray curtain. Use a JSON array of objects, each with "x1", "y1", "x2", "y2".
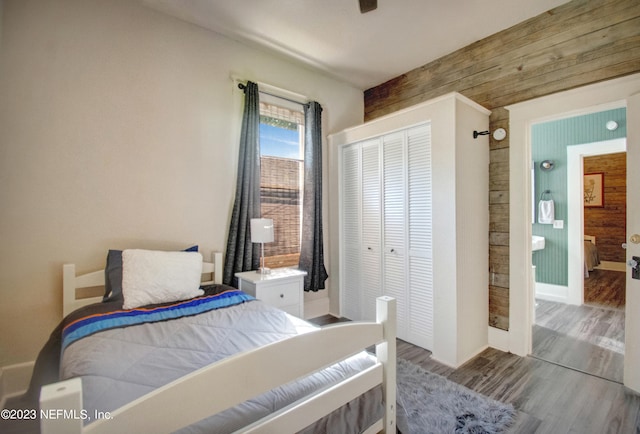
[
  {"x1": 299, "y1": 101, "x2": 328, "y2": 291},
  {"x1": 223, "y1": 81, "x2": 261, "y2": 287}
]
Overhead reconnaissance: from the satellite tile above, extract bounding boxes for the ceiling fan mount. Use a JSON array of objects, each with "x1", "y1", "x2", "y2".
[{"x1": 359, "y1": 0, "x2": 377, "y2": 14}]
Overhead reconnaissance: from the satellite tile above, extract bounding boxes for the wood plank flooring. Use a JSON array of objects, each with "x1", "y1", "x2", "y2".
[
  {"x1": 397, "y1": 342, "x2": 640, "y2": 434},
  {"x1": 532, "y1": 268, "x2": 626, "y2": 383},
  {"x1": 311, "y1": 315, "x2": 640, "y2": 433},
  {"x1": 584, "y1": 268, "x2": 626, "y2": 309}
]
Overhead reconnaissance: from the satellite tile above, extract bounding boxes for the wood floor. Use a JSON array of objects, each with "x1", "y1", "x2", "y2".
[
  {"x1": 533, "y1": 298, "x2": 625, "y2": 382},
  {"x1": 533, "y1": 268, "x2": 626, "y2": 383},
  {"x1": 310, "y1": 315, "x2": 640, "y2": 433},
  {"x1": 396, "y1": 340, "x2": 639, "y2": 434},
  {"x1": 584, "y1": 269, "x2": 626, "y2": 309}
]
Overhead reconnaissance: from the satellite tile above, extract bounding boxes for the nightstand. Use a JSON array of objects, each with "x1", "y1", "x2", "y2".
[{"x1": 235, "y1": 268, "x2": 307, "y2": 318}]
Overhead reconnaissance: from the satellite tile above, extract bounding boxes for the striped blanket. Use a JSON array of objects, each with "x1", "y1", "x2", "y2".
[{"x1": 62, "y1": 289, "x2": 254, "y2": 351}]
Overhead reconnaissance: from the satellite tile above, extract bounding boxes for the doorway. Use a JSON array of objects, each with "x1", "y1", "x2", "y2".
[
  {"x1": 531, "y1": 137, "x2": 627, "y2": 383},
  {"x1": 505, "y1": 72, "x2": 640, "y2": 393}
]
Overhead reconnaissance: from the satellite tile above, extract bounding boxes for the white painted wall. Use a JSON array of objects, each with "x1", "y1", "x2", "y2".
[
  {"x1": 0, "y1": 0, "x2": 363, "y2": 366},
  {"x1": 454, "y1": 100, "x2": 490, "y2": 365}
]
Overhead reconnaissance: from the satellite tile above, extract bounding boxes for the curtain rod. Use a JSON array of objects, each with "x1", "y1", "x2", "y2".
[{"x1": 237, "y1": 82, "x2": 306, "y2": 107}]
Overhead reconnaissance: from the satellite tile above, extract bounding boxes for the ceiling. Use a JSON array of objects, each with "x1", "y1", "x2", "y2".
[{"x1": 141, "y1": 0, "x2": 569, "y2": 90}]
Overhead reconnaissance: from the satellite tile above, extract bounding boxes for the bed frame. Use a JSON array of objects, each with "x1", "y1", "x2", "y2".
[
  {"x1": 62, "y1": 252, "x2": 224, "y2": 317},
  {"x1": 42, "y1": 253, "x2": 397, "y2": 434}
]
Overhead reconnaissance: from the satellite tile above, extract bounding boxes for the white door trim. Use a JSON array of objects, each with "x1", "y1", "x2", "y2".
[
  {"x1": 624, "y1": 92, "x2": 640, "y2": 391},
  {"x1": 567, "y1": 139, "x2": 626, "y2": 306},
  {"x1": 506, "y1": 73, "x2": 640, "y2": 393}
]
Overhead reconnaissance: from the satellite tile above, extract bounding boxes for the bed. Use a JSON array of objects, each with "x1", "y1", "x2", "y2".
[
  {"x1": 36, "y1": 249, "x2": 397, "y2": 434},
  {"x1": 584, "y1": 235, "x2": 601, "y2": 277}
]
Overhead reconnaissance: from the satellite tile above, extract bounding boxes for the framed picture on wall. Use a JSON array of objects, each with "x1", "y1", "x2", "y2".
[{"x1": 584, "y1": 172, "x2": 604, "y2": 207}]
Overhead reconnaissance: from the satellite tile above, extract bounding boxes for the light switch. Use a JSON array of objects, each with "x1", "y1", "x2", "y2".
[{"x1": 553, "y1": 220, "x2": 564, "y2": 229}]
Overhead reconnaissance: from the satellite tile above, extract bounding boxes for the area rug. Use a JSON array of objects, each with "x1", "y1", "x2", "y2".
[{"x1": 396, "y1": 358, "x2": 516, "y2": 433}]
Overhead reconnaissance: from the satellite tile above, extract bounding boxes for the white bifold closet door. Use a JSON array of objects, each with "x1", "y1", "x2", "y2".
[
  {"x1": 382, "y1": 125, "x2": 433, "y2": 349},
  {"x1": 340, "y1": 139, "x2": 382, "y2": 322},
  {"x1": 360, "y1": 140, "x2": 383, "y2": 321},
  {"x1": 340, "y1": 123, "x2": 433, "y2": 350},
  {"x1": 382, "y1": 132, "x2": 407, "y2": 337},
  {"x1": 405, "y1": 125, "x2": 433, "y2": 350},
  {"x1": 340, "y1": 144, "x2": 362, "y2": 322}
]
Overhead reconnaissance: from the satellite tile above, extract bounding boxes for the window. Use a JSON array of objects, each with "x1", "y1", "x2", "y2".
[{"x1": 259, "y1": 100, "x2": 304, "y2": 268}]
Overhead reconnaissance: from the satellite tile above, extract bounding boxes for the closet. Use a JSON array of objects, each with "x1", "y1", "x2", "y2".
[{"x1": 330, "y1": 92, "x2": 491, "y2": 368}]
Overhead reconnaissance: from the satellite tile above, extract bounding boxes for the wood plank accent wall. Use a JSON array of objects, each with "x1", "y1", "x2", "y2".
[
  {"x1": 364, "y1": 0, "x2": 640, "y2": 330},
  {"x1": 584, "y1": 152, "x2": 627, "y2": 263}
]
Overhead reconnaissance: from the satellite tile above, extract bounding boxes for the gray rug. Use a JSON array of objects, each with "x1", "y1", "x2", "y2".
[{"x1": 396, "y1": 358, "x2": 516, "y2": 434}]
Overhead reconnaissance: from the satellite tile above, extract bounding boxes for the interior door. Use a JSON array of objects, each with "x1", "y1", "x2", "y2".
[
  {"x1": 624, "y1": 92, "x2": 640, "y2": 391},
  {"x1": 340, "y1": 144, "x2": 362, "y2": 320},
  {"x1": 406, "y1": 124, "x2": 434, "y2": 350},
  {"x1": 382, "y1": 131, "x2": 407, "y2": 339},
  {"x1": 361, "y1": 140, "x2": 382, "y2": 321}
]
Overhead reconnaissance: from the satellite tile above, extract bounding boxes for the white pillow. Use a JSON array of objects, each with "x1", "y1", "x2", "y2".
[{"x1": 122, "y1": 249, "x2": 204, "y2": 310}]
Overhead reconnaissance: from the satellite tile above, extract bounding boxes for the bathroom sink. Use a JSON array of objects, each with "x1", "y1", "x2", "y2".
[{"x1": 532, "y1": 235, "x2": 545, "y2": 251}]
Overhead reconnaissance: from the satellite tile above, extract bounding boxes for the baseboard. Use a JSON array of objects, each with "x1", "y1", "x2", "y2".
[
  {"x1": 535, "y1": 282, "x2": 568, "y2": 303},
  {"x1": 432, "y1": 344, "x2": 490, "y2": 369},
  {"x1": 595, "y1": 261, "x2": 626, "y2": 272},
  {"x1": 0, "y1": 361, "x2": 34, "y2": 408},
  {"x1": 459, "y1": 344, "x2": 490, "y2": 368},
  {"x1": 429, "y1": 355, "x2": 458, "y2": 369},
  {"x1": 488, "y1": 326, "x2": 510, "y2": 352},
  {"x1": 304, "y1": 296, "x2": 330, "y2": 320}
]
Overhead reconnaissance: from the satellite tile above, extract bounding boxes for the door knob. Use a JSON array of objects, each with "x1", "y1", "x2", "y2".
[{"x1": 631, "y1": 234, "x2": 640, "y2": 244}]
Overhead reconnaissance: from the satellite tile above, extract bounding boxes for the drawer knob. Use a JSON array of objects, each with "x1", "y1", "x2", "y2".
[{"x1": 280, "y1": 294, "x2": 284, "y2": 298}]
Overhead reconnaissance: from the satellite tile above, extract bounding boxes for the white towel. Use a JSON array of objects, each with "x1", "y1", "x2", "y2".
[{"x1": 538, "y1": 200, "x2": 555, "y2": 224}]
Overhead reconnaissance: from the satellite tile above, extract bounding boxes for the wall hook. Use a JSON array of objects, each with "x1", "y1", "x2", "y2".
[{"x1": 473, "y1": 130, "x2": 490, "y2": 139}]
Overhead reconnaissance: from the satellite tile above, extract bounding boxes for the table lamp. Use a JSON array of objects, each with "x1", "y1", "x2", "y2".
[{"x1": 250, "y1": 218, "x2": 274, "y2": 274}]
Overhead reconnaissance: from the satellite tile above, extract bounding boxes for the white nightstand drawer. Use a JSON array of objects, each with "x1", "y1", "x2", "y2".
[
  {"x1": 235, "y1": 268, "x2": 307, "y2": 319},
  {"x1": 259, "y1": 282, "x2": 300, "y2": 308}
]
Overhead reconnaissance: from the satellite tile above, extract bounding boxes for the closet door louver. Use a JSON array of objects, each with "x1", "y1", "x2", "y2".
[
  {"x1": 340, "y1": 144, "x2": 362, "y2": 321},
  {"x1": 340, "y1": 140, "x2": 381, "y2": 321},
  {"x1": 406, "y1": 124, "x2": 433, "y2": 349},
  {"x1": 360, "y1": 140, "x2": 382, "y2": 321},
  {"x1": 340, "y1": 123, "x2": 434, "y2": 350},
  {"x1": 382, "y1": 132, "x2": 407, "y2": 339}
]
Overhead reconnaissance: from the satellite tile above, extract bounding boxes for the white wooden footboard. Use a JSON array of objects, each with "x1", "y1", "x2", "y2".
[{"x1": 41, "y1": 296, "x2": 396, "y2": 434}]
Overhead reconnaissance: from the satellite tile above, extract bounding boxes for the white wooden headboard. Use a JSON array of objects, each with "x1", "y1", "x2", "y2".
[{"x1": 63, "y1": 252, "x2": 224, "y2": 317}]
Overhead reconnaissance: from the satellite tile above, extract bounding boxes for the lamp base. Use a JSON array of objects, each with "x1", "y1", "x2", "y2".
[{"x1": 256, "y1": 267, "x2": 271, "y2": 275}]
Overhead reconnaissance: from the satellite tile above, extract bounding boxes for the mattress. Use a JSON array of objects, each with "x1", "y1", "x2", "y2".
[{"x1": 37, "y1": 286, "x2": 382, "y2": 433}]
